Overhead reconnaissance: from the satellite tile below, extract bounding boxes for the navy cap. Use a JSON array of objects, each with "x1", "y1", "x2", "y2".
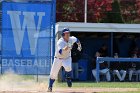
[
  {"x1": 62, "y1": 28, "x2": 70, "y2": 33},
  {"x1": 62, "y1": 28, "x2": 70, "y2": 36}
]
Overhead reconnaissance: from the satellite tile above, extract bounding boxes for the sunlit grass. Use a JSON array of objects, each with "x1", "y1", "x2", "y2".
[{"x1": 56, "y1": 82, "x2": 140, "y2": 88}]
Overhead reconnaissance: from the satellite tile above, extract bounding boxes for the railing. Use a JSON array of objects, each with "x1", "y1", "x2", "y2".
[{"x1": 96, "y1": 57, "x2": 140, "y2": 82}]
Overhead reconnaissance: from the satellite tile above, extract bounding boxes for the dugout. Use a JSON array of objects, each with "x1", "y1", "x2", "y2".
[{"x1": 55, "y1": 22, "x2": 140, "y2": 81}]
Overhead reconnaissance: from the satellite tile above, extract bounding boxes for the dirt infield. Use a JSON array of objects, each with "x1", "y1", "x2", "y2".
[
  {"x1": 0, "y1": 74, "x2": 139, "y2": 93},
  {"x1": 0, "y1": 87, "x2": 139, "y2": 93}
]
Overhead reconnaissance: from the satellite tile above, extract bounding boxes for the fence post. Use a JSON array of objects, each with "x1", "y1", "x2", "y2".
[
  {"x1": 0, "y1": 55, "x2": 2, "y2": 74},
  {"x1": 96, "y1": 57, "x2": 100, "y2": 82}
]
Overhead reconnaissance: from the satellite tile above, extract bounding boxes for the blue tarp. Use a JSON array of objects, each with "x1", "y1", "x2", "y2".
[{"x1": 2, "y1": 2, "x2": 54, "y2": 74}]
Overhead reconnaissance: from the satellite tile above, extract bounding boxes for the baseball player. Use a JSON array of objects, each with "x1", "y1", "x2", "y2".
[{"x1": 47, "y1": 28, "x2": 82, "y2": 92}]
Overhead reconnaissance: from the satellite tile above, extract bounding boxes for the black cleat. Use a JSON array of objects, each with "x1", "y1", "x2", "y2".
[
  {"x1": 47, "y1": 87, "x2": 52, "y2": 92},
  {"x1": 67, "y1": 81, "x2": 72, "y2": 87}
]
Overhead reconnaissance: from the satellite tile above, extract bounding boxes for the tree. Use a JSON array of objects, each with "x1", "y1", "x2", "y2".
[
  {"x1": 56, "y1": 0, "x2": 140, "y2": 23},
  {"x1": 135, "y1": 0, "x2": 140, "y2": 23},
  {"x1": 120, "y1": 0, "x2": 140, "y2": 23},
  {"x1": 102, "y1": 0, "x2": 124, "y2": 23},
  {"x1": 56, "y1": 0, "x2": 84, "y2": 22},
  {"x1": 56, "y1": 0, "x2": 113, "y2": 22},
  {"x1": 87, "y1": 0, "x2": 113, "y2": 22}
]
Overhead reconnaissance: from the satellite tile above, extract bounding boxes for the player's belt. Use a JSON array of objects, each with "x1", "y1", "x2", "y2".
[
  {"x1": 54, "y1": 56, "x2": 71, "y2": 59},
  {"x1": 55, "y1": 57, "x2": 63, "y2": 59}
]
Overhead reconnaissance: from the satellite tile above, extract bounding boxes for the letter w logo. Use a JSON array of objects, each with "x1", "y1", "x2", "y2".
[{"x1": 7, "y1": 11, "x2": 45, "y2": 55}]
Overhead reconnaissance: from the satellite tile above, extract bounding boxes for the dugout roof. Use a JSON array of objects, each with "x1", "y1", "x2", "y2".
[{"x1": 56, "y1": 22, "x2": 140, "y2": 34}]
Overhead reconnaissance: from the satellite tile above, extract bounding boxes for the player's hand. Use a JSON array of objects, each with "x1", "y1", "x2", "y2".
[
  {"x1": 77, "y1": 44, "x2": 82, "y2": 51},
  {"x1": 77, "y1": 47, "x2": 82, "y2": 51},
  {"x1": 63, "y1": 46, "x2": 69, "y2": 51}
]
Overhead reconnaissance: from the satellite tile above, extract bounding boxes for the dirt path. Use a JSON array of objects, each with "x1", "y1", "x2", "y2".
[{"x1": 0, "y1": 87, "x2": 139, "y2": 93}]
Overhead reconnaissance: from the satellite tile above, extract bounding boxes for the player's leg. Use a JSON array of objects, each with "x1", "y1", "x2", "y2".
[
  {"x1": 106, "y1": 71, "x2": 111, "y2": 81},
  {"x1": 101, "y1": 68, "x2": 110, "y2": 81},
  {"x1": 129, "y1": 69, "x2": 134, "y2": 81},
  {"x1": 48, "y1": 58, "x2": 62, "y2": 92},
  {"x1": 92, "y1": 69, "x2": 97, "y2": 81},
  {"x1": 120, "y1": 70, "x2": 126, "y2": 81},
  {"x1": 62, "y1": 57, "x2": 72, "y2": 87},
  {"x1": 113, "y1": 70, "x2": 122, "y2": 81}
]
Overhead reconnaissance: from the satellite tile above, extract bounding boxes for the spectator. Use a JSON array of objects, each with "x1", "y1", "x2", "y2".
[
  {"x1": 128, "y1": 46, "x2": 140, "y2": 81},
  {"x1": 71, "y1": 43, "x2": 81, "y2": 80},
  {"x1": 129, "y1": 46, "x2": 139, "y2": 58},
  {"x1": 111, "y1": 53, "x2": 127, "y2": 81},
  {"x1": 128, "y1": 39, "x2": 140, "y2": 57},
  {"x1": 92, "y1": 44, "x2": 111, "y2": 81}
]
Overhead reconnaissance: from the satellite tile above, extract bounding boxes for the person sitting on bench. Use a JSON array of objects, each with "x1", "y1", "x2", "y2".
[{"x1": 92, "y1": 44, "x2": 111, "y2": 81}]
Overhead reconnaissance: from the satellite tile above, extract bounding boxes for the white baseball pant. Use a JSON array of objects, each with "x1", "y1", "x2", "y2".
[
  {"x1": 50, "y1": 57, "x2": 72, "y2": 79},
  {"x1": 92, "y1": 68, "x2": 111, "y2": 81},
  {"x1": 113, "y1": 70, "x2": 126, "y2": 81}
]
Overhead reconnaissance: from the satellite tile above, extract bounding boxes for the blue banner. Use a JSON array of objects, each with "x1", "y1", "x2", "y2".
[{"x1": 2, "y1": 2, "x2": 53, "y2": 74}]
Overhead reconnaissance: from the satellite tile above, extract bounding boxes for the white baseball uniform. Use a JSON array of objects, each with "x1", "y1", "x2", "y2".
[{"x1": 50, "y1": 36, "x2": 77, "y2": 79}]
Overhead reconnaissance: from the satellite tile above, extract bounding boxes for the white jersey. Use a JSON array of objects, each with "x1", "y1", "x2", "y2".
[{"x1": 55, "y1": 36, "x2": 77, "y2": 59}]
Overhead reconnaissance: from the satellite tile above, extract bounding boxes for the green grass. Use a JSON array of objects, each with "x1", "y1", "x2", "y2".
[
  {"x1": 56, "y1": 82, "x2": 140, "y2": 88},
  {"x1": 101, "y1": 91, "x2": 140, "y2": 93},
  {"x1": 56, "y1": 82, "x2": 140, "y2": 93}
]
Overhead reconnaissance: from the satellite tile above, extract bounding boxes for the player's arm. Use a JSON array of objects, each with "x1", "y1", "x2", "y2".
[
  {"x1": 76, "y1": 39, "x2": 82, "y2": 51},
  {"x1": 63, "y1": 46, "x2": 69, "y2": 51},
  {"x1": 57, "y1": 41, "x2": 69, "y2": 55},
  {"x1": 71, "y1": 36, "x2": 82, "y2": 51}
]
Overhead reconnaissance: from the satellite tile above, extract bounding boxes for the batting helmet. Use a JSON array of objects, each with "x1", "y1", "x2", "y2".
[{"x1": 62, "y1": 28, "x2": 70, "y2": 36}]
